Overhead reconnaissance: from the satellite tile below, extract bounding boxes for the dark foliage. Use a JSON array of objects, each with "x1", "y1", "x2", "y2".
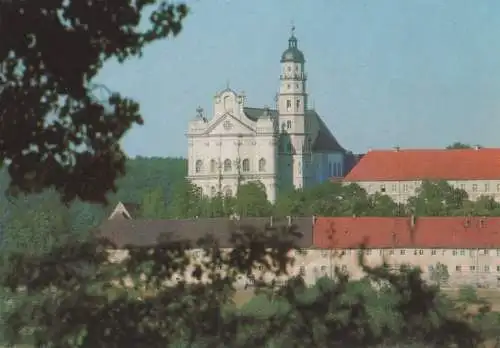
[{"x1": 0, "y1": 0, "x2": 188, "y2": 204}]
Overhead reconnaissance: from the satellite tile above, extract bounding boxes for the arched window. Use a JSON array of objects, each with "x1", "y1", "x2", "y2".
[
  {"x1": 210, "y1": 159, "x2": 217, "y2": 173},
  {"x1": 224, "y1": 159, "x2": 232, "y2": 172},
  {"x1": 223, "y1": 186, "x2": 233, "y2": 197},
  {"x1": 296, "y1": 99, "x2": 300, "y2": 111},
  {"x1": 195, "y1": 160, "x2": 203, "y2": 173},
  {"x1": 210, "y1": 186, "x2": 217, "y2": 197},
  {"x1": 242, "y1": 158, "x2": 250, "y2": 172},
  {"x1": 259, "y1": 158, "x2": 266, "y2": 172}
]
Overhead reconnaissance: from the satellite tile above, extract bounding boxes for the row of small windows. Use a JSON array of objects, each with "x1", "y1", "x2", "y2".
[
  {"x1": 452, "y1": 265, "x2": 500, "y2": 272},
  {"x1": 195, "y1": 158, "x2": 266, "y2": 173},
  {"x1": 380, "y1": 184, "x2": 411, "y2": 193},
  {"x1": 262, "y1": 264, "x2": 500, "y2": 276},
  {"x1": 379, "y1": 183, "x2": 500, "y2": 194},
  {"x1": 320, "y1": 249, "x2": 500, "y2": 257}
]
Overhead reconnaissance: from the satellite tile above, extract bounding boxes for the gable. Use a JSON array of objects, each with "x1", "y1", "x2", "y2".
[{"x1": 206, "y1": 113, "x2": 256, "y2": 136}]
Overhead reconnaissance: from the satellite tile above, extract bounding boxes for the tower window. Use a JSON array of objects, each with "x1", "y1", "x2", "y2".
[
  {"x1": 195, "y1": 160, "x2": 203, "y2": 173},
  {"x1": 286, "y1": 120, "x2": 292, "y2": 129},
  {"x1": 242, "y1": 158, "x2": 250, "y2": 172},
  {"x1": 296, "y1": 99, "x2": 300, "y2": 111},
  {"x1": 286, "y1": 99, "x2": 292, "y2": 111},
  {"x1": 287, "y1": 66, "x2": 292, "y2": 72},
  {"x1": 258, "y1": 158, "x2": 266, "y2": 172}
]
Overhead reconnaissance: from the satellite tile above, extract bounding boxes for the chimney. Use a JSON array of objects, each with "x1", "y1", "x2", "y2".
[
  {"x1": 394, "y1": 146, "x2": 400, "y2": 152},
  {"x1": 312, "y1": 215, "x2": 317, "y2": 225},
  {"x1": 474, "y1": 145, "x2": 480, "y2": 150},
  {"x1": 287, "y1": 216, "x2": 292, "y2": 226}
]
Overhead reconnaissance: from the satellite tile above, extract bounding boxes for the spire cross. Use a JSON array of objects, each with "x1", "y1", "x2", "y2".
[{"x1": 291, "y1": 21, "x2": 295, "y2": 36}]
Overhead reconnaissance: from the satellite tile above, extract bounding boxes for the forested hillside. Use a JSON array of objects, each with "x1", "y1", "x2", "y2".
[
  {"x1": 0, "y1": 157, "x2": 188, "y2": 240},
  {"x1": 111, "y1": 156, "x2": 187, "y2": 205}
]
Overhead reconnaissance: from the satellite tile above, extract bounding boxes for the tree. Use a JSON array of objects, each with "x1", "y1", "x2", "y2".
[
  {"x1": 234, "y1": 181, "x2": 273, "y2": 217},
  {"x1": 0, "y1": 1, "x2": 188, "y2": 204},
  {"x1": 429, "y1": 262, "x2": 450, "y2": 287},
  {"x1": 367, "y1": 192, "x2": 406, "y2": 216},
  {"x1": 446, "y1": 142, "x2": 475, "y2": 149},
  {"x1": 139, "y1": 187, "x2": 167, "y2": 219},
  {"x1": 274, "y1": 189, "x2": 310, "y2": 217},
  {"x1": 1, "y1": 189, "x2": 74, "y2": 256},
  {"x1": 408, "y1": 180, "x2": 468, "y2": 216},
  {"x1": 165, "y1": 179, "x2": 203, "y2": 218}
]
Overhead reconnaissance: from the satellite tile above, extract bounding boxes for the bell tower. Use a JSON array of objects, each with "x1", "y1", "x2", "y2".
[{"x1": 278, "y1": 26, "x2": 309, "y2": 190}]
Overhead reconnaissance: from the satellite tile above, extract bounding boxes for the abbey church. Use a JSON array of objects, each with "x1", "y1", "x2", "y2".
[{"x1": 186, "y1": 28, "x2": 346, "y2": 202}]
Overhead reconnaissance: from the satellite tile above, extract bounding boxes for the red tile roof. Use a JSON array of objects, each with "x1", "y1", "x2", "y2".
[
  {"x1": 343, "y1": 148, "x2": 500, "y2": 182},
  {"x1": 313, "y1": 217, "x2": 500, "y2": 249}
]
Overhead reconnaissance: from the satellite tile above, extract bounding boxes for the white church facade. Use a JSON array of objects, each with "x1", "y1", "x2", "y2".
[{"x1": 186, "y1": 29, "x2": 346, "y2": 202}]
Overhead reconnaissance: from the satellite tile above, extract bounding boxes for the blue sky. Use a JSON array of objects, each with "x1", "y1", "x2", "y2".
[{"x1": 95, "y1": 0, "x2": 500, "y2": 157}]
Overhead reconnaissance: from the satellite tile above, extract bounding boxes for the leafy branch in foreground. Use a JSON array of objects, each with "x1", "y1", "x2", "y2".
[
  {"x1": 0, "y1": 1, "x2": 188, "y2": 204},
  {"x1": 0, "y1": 224, "x2": 489, "y2": 348}
]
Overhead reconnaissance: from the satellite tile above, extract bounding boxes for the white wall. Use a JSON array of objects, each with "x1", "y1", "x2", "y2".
[{"x1": 352, "y1": 179, "x2": 500, "y2": 203}]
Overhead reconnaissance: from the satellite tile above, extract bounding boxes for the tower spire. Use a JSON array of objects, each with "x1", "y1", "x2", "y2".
[{"x1": 291, "y1": 20, "x2": 295, "y2": 37}]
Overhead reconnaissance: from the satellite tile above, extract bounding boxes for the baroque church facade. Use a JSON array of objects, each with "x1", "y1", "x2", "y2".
[{"x1": 186, "y1": 29, "x2": 346, "y2": 202}]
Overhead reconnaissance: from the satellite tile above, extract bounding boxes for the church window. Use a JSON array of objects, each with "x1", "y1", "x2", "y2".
[
  {"x1": 223, "y1": 186, "x2": 233, "y2": 197},
  {"x1": 286, "y1": 100, "x2": 292, "y2": 111},
  {"x1": 223, "y1": 159, "x2": 232, "y2": 172},
  {"x1": 195, "y1": 160, "x2": 203, "y2": 173},
  {"x1": 210, "y1": 159, "x2": 217, "y2": 172},
  {"x1": 258, "y1": 158, "x2": 266, "y2": 172},
  {"x1": 286, "y1": 120, "x2": 292, "y2": 129},
  {"x1": 287, "y1": 84, "x2": 291, "y2": 90},
  {"x1": 287, "y1": 66, "x2": 292, "y2": 72},
  {"x1": 242, "y1": 158, "x2": 250, "y2": 172},
  {"x1": 210, "y1": 186, "x2": 217, "y2": 197},
  {"x1": 296, "y1": 99, "x2": 300, "y2": 111}
]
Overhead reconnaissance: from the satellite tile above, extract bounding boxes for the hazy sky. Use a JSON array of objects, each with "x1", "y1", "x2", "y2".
[{"x1": 95, "y1": 0, "x2": 500, "y2": 157}]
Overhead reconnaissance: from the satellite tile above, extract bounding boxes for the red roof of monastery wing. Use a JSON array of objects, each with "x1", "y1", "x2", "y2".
[
  {"x1": 313, "y1": 217, "x2": 500, "y2": 249},
  {"x1": 343, "y1": 148, "x2": 500, "y2": 182}
]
